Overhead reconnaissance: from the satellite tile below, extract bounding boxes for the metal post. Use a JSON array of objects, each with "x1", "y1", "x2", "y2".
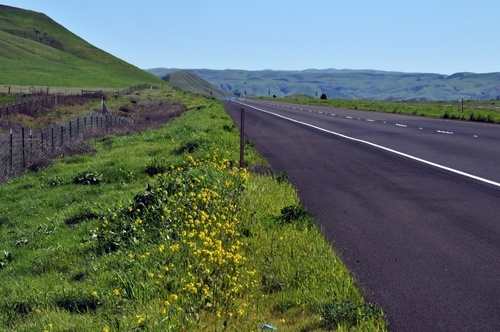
[{"x1": 239, "y1": 107, "x2": 245, "y2": 168}]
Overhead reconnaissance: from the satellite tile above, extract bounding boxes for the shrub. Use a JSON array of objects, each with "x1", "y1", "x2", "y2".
[
  {"x1": 319, "y1": 299, "x2": 384, "y2": 329},
  {"x1": 145, "y1": 157, "x2": 168, "y2": 176},
  {"x1": 72, "y1": 171, "x2": 103, "y2": 185},
  {"x1": 279, "y1": 204, "x2": 310, "y2": 224}
]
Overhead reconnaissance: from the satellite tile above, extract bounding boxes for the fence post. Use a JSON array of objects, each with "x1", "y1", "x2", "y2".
[
  {"x1": 9, "y1": 129, "x2": 13, "y2": 173},
  {"x1": 22, "y1": 127, "x2": 26, "y2": 168},
  {"x1": 77, "y1": 117, "x2": 80, "y2": 139},
  {"x1": 51, "y1": 125, "x2": 55, "y2": 155},
  {"x1": 41, "y1": 131, "x2": 44, "y2": 156},
  {"x1": 29, "y1": 129, "x2": 33, "y2": 165},
  {"x1": 60, "y1": 125, "x2": 64, "y2": 147},
  {"x1": 240, "y1": 108, "x2": 245, "y2": 168},
  {"x1": 69, "y1": 120, "x2": 72, "y2": 143}
]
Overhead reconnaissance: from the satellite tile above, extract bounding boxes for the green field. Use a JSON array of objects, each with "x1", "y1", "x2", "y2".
[
  {"x1": 163, "y1": 70, "x2": 233, "y2": 99},
  {"x1": 0, "y1": 90, "x2": 387, "y2": 331},
  {"x1": 263, "y1": 96, "x2": 500, "y2": 124}
]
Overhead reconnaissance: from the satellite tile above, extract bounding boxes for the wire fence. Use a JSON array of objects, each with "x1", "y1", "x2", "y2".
[
  {"x1": 0, "y1": 93, "x2": 104, "y2": 119},
  {"x1": 0, "y1": 113, "x2": 132, "y2": 181},
  {"x1": 0, "y1": 84, "x2": 157, "y2": 119}
]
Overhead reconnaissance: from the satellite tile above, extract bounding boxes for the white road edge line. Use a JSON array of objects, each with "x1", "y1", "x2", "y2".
[{"x1": 237, "y1": 101, "x2": 500, "y2": 188}]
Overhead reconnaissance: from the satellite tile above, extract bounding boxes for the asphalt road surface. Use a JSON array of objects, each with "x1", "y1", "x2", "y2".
[{"x1": 222, "y1": 100, "x2": 500, "y2": 332}]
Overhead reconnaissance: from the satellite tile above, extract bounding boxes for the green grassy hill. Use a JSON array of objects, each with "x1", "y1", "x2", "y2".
[
  {"x1": 148, "y1": 68, "x2": 500, "y2": 101},
  {"x1": 162, "y1": 70, "x2": 234, "y2": 99},
  {"x1": 0, "y1": 5, "x2": 164, "y2": 88}
]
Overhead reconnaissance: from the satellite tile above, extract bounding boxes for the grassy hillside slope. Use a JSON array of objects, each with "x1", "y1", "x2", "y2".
[
  {"x1": 0, "y1": 5, "x2": 164, "y2": 88},
  {"x1": 162, "y1": 70, "x2": 234, "y2": 99}
]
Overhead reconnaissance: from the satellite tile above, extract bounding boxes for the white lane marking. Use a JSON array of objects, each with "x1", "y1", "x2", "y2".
[
  {"x1": 437, "y1": 130, "x2": 454, "y2": 135},
  {"x1": 367, "y1": 119, "x2": 375, "y2": 122},
  {"x1": 346, "y1": 116, "x2": 353, "y2": 119},
  {"x1": 237, "y1": 101, "x2": 500, "y2": 188},
  {"x1": 395, "y1": 123, "x2": 407, "y2": 127},
  {"x1": 473, "y1": 135, "x2": 478, "y2": 138}
]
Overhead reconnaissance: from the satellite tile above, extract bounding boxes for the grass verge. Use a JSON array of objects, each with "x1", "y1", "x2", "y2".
[
  {"x1": 0, "y1": 90, "x2": 387, "y2": 331},
  {"x1": 264, "y1": 96, "x2": 500, "y2": 124}
]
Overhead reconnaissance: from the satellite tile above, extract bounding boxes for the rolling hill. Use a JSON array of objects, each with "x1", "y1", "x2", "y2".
[
  {"x1": 162, "y1": 70, "x2": 233, "y2": 99},
  {"x1": 148, "y1": 68, "x2": 500, "y2": 101},
  {"x1": 0, "y1": 5, "x2": 164, "y2": 88}
]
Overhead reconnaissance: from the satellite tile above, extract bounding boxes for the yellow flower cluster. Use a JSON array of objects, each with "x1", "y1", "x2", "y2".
[
  {"x1": 106, "y1": 150, "x2": 254, "y2": 329},
  {"x1": 156, "y1": 151, "x2": 255, "y2": 325}
]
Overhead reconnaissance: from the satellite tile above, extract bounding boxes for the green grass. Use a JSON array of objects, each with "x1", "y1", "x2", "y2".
[
  {"x1": 264, "y1": 96, "x2": 500, "y2": 124},
  {"x1": 0, "y1": 6, "x2": 164, "y2": 88},
  {"x1": 163, "y1": 70, "x2": 233, "y2": 99},
  {"x1": 0, "y1": 90, "x2": 387, "y2": 331}
]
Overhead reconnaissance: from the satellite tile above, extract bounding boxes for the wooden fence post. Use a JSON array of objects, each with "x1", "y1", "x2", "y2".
[
  {"x1": 29, "y1": 129, "x2": 33, "y2": 165},
  {"x1": 51, "y1": 125, "x2": 55, "y2": 155},
  {"x1": 41, "y1": 131, "x2": 44, "y2": 156},
  {"x1": 9, "y1": 129, "x2": 13, "y2": 172},
  {"x1": 240, "y1": 108, "x2": 245, "y2": 168},
  {"x1": 22, "y1": 127, "x2": 25, "y2": 168}
]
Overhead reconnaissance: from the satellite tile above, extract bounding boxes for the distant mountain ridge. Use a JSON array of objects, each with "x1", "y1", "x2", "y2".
[
  {"x1": 147, "y1": 68, "x2": 500, "y2": 101},
  {"x1": 0, "y1": 5, "x2": 163, "y2": 88}
]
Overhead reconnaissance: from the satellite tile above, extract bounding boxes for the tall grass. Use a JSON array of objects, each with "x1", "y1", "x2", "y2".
[{"x1": 0, "y1": 90, "x2": 387, "y2": 331}]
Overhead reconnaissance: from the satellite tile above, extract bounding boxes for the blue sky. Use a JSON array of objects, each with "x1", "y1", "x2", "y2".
[{"x1": 2, "y1": 0, "x2": 499, "y2": 74}]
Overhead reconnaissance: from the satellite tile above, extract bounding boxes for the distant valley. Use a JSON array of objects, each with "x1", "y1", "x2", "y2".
[{"x1": 148, "y1": 68, "x2": 500, "y2": 101}]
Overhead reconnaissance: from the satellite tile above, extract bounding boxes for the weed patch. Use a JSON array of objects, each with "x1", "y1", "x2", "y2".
[
  {"x1": 72, "y1": 171, "x2": 103, "y2": 185},
  {"x1": 318, "y1": 299, "x2": 384, "y2": 329}
]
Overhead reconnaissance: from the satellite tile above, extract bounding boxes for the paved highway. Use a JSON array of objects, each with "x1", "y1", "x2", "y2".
[{"x1": 222, "y1": 100, "x2": 500, "y2": 332}]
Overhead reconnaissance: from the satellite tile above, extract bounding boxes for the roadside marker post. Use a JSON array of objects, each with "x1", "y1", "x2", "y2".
[{"x1": 240, "y1": 107, "x2": 245, "y2": 168}]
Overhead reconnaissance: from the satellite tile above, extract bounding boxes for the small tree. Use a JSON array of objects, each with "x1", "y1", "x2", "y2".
[{"x1": 320, "y1": 93, "x2": 328, "y2": 100}]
